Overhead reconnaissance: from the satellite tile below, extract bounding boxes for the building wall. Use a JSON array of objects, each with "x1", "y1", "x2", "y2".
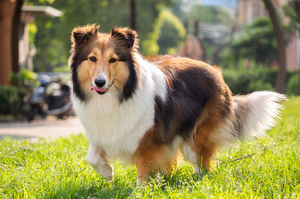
[
  {"x1": 238, "y1": 0, "x2": 267, "y2": 25},
  {"x1": 286, "y1": 35, "x2": 299, "y2": 71}
]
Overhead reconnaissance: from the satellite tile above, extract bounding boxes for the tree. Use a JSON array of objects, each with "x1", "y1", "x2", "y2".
[
  {"x1": 263, "y1": 0, "x2": 287, "y2": 94},
  {"x1": 130, "y1": 0, "x2": 136, "y2": 30},
  {"x1": 12, "y1": 0, "x2": 25, "y2": 73},
  {"x1": 230, "y1": 18, "x2": 278, "y2": 66},
  {"x1": 26, "y1": 0, "x2": 174, "y2": 71},
  {"x1": 189, "y1": 5, "x2": 235, "y2": 63},
  {"x1": 0, "y1": 0, "x2": 16, "y2": 85},
  {"x1": 143, "y1": 9, "x2": 186, "y2": 55}
]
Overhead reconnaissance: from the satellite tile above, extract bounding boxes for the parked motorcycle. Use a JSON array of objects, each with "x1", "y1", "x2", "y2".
[{"x1": 27, "y1": 75, "x2": 72, "y2": 122}]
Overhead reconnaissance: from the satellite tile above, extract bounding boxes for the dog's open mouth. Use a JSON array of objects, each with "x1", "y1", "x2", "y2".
[{"x1": 91, "y1": 86, "x2": 108, "y2": 95}]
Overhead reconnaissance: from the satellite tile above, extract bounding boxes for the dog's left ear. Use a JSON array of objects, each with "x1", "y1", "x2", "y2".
[{"x1": 111, "y1": 27, "x2": 138, "y2": 48}]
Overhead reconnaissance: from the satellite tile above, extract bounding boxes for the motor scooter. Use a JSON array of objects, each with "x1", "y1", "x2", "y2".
[{"x1": 27, "y1": 75, "x2": 72, "y2": 122}]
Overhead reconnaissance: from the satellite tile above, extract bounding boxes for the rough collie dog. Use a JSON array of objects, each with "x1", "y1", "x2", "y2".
[{"x1": 69, "y1": 24, "x2": 285, "y2": 183}]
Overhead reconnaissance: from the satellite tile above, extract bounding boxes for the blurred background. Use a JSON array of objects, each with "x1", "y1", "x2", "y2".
[{"x1": 0, "y1": 0, "x2": 300, "y2": 122}]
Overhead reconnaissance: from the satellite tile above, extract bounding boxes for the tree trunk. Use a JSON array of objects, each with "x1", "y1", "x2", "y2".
[
  {"x1": 293, "y1": 1, "x2": 300, "y2": 20},
  {"x1": 130, "y1": 0, "x2": 136, "y2": 30},
  {"x1": 0, "y1": 0, "x2": 16, "y2": 85},
  {"x1": 11, "y1": 0, "x2": 24, "y2": 73},
  {"x1": 263, "y1": 0, "x2": 286, "y2": 94},
  {"x1": 194, "y1": 20, "x2": 207, "y2": 62}
]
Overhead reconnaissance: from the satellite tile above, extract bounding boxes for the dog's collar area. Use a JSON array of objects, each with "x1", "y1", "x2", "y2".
[{"x1": 91, "y1": 86, "x2": 108, "y2": 95}]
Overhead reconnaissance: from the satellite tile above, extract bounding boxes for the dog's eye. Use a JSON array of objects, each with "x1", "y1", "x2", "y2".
[
  {"x1": 89, "y1": 56, "x2": 97, "y2": 62},
  {"x1": 109, "y1": 58, "x2": 117, "y2": 63}
]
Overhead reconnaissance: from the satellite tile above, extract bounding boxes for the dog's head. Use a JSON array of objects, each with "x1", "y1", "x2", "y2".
[{"x1": 69, "y1": 24, "x2": 139, "y2": 102}]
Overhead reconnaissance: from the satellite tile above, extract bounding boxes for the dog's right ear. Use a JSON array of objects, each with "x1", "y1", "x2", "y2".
[
  {"x1": 73, "y1": 32, "x2": 88, "y2": 45},
  {"x1": 111, "y1": 27, "x2": 138, "y2": 48},
  {"x1": 71, "y1": 24, "x2": 99, "y2": 46}
]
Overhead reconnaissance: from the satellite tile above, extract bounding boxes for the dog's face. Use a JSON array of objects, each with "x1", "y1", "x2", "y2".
[{"x1": 69, "y1": 24, "x2": 138, "y2": 102}]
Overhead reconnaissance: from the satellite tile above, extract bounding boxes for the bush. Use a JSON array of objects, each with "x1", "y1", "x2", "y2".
[
  {"x1": 286, "y1": 73, "x2": 299, "y2": 96},
  {"x1": 0, "y1": 70, "x2": 38, "y2": 117},
  {"x1": 10, "y1": 69, "x2": 38, "y2": 88},
  {"x1": 222, "y1": 67, "x2": 298, "y2": 96},
  {"x1": 222, "y1": 67, "x2": 277, "y2": 95},
  {"x1": 0, "y1": 86, "x2": 22, "y2": 115}
]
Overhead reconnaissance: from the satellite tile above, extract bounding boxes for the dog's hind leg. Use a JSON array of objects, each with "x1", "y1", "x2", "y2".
[
  {"x1": 86, "y1": 144, "x2": 114, "y2": 181},
  {"x1": 181, "y1": 125, "x2": 217, "y2": 173},
  {"x1": 134, "y1": 144, "x2": 176, "y2": 185}
]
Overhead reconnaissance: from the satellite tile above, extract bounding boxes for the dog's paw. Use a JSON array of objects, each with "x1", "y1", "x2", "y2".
[
  {"x1": 99, "y1": 164, "x2": 114, "y2": 182},
  {"x1": 103, "y1": 171, "x2": 114, "y2": 182}
]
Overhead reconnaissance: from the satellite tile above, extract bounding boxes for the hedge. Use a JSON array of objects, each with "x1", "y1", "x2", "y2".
[{"x1": 222, "y1": 67, "x2": 299, "y2": 96}]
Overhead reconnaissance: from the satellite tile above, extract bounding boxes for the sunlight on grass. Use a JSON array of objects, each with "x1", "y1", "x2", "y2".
[{"x1": 0, "y1": 97, "x2": 299, "y2": 198}]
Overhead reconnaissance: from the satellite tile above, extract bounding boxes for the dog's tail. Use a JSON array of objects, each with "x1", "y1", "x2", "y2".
[{"x1": 216, "y1": 91, "x2": 286, "y2": 146}]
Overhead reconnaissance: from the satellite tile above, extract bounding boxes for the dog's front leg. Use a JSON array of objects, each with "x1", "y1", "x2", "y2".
[{"x1": 86, "y1": 144, "x2": 114, "y2": 181}]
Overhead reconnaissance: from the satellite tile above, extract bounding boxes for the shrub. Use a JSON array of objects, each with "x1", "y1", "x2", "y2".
[
  {"x1": 10, "y1": 69, "x2": 38, "y2": 88},
  {"x1": 0, "y1": 86, "x2": 21, "y2": 115},
  {"x1": 222, "y1": 67, "x2": 276, "y2": 95},
  {"x1": 222, "y1": 67, "x2": 298, "y2": 96},
  {"x1": 286, "y1": 73, "x2": 299, "y2": 96},
  {"x1": 0, "y1": 70, "x2": 38, "y2": 117}
]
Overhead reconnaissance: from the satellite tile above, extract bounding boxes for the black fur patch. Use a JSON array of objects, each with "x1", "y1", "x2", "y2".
[
  {"x1": 70, "y1": 45, "x2": 93, "y2": 101},
  {"x1": 122, "y1": 59, "x2": 137, "y2": 101},
  {"x1": 111, "y1": 27, "x2": 136, "y2": 48},
  {"x1": 70, "y1": 54, "x2": 86, "y2": 101},
  {"x1": 154, "y1": 66, "x2": 215, "y2": 143},
  {"x1": 114, "y1": 47, "x2": 137, "y2": 102}
]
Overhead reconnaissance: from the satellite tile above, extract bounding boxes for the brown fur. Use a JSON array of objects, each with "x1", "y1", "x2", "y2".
[{"x1": 133, "y1": 127, "x2": 178, "y2": 181}]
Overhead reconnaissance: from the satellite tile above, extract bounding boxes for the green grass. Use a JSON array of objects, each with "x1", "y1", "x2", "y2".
[{"x1": 1, "y1": 97, "x2": 300, "y2": 198}]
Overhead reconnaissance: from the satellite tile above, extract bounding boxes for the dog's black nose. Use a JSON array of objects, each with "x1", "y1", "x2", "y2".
[{"x1": 95, "y1": 78, "x2": 106, "y2": 88}]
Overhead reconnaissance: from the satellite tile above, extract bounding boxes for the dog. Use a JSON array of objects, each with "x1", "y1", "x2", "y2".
[{"x1": 69, "y1": 24, "x2": 285, "y2": 183}]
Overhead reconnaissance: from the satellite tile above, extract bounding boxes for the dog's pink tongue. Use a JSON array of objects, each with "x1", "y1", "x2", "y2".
[{"x1": 91, "y1": 86, "x2": 108, "y2": 92}]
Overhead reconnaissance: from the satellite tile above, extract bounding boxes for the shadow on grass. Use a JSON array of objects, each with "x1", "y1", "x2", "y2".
[
  {"x1": 41, "y1": 166, "x2": 209, "y2": 199},
  {"x1": 42, "y1": 181, "x2": 135, "y2": 199}
]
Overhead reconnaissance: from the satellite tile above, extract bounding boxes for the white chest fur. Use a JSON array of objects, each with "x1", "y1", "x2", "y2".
[{"x1": 72, "y1": 56, "x2": 167, "y2": 165}]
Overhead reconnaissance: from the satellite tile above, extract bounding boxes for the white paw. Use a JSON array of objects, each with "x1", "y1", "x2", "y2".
[
  {"x1": 96, "y1": 163, "x2": 114, "y2": 182},
  {"x1": 103, "y1": 171, "x2": 114, "y2": 182},
  {"x1": 193, "y1": 164, "x2": 203, "y2": 174}
]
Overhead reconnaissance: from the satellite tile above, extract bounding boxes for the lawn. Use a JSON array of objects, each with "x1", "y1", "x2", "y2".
[{"x1": 0, "y1": 97, "x2": 300, "y2": 198}]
